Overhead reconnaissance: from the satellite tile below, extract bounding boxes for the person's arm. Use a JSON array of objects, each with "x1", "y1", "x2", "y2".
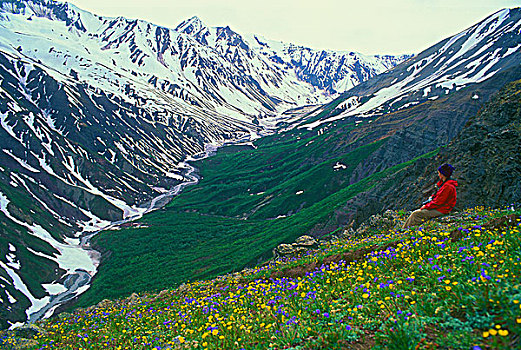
[{"x1": 424, "y1": 186, "x2": 452, "y2": 210}]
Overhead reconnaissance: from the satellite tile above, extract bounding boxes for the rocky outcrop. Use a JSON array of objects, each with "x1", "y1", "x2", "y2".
[
  {"x1": 273, "y1": 235, "x2": 318, "y2": 259},
  {"x1": 346, "y1": 210, "x2": 402, "y2": 236}
]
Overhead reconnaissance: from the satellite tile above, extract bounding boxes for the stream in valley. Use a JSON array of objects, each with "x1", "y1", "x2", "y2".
[{"x1": 27, "y1": 145, "x2": 218, "y2": 323}]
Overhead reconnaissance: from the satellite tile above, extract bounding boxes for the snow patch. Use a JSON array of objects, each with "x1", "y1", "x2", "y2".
[
  {"x1": 0, "y1": 112, "x2": 23, "y2": 143},
  {"x1": 3, "y1": 149, "x2": 40, "y2": 173},
  {"x1": 333, "y1": 162, "x2": 347, "y2": 170},
  {"x1": 41, "y1": 283, "x2": 67, "y2": 295},
  {"x1": 5, "y1": 290, "x2": 17, "y2": 304},
  {"x1": 165, "y1": 172, "x2": 184, "y2": 180}
]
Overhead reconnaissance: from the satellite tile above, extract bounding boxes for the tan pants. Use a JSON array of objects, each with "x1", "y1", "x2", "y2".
[{"x1": 403, "y1": 209, "x2": 444, "y2": 228}]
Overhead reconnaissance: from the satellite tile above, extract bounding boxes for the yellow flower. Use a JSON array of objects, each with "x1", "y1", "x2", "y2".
[
  {"x1": 489, "y1": 329, "x2": 497, "y2": 336},
  {"x1": 498, "y1": 329, "x2": 509, "y2": 336},
  {"x1": 178, "y1": 336, "x2": 185, "y2": 344},
  {"x1": 362, "y1": 293, "x2": 369, "y2": 299},
  {"x1": 212, "y1": 329, "x2": 219, "y2": 336},
  {"x1": 483, "y1": 331, "x2": 489, "y2": 338}
]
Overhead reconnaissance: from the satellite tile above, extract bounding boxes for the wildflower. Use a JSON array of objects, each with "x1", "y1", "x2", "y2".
[{"x1": 498, "y1": 329, "x2": 508, "y2": 336}]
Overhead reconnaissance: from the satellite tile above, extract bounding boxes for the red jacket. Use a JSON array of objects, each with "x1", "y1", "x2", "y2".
[{"x1": 424, "y1": 179, "x2": 458, "y2": 214}]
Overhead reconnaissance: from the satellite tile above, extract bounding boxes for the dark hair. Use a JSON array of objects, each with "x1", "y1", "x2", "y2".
[{"x1": 438, "y1": 164, "x2": 454, "y2": 178}]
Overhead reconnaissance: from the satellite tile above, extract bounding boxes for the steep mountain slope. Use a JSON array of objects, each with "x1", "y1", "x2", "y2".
[
  {"x1": 78, "y1": 8, "x2": 521, "y2": 311},
  {"x1": 301, "y1": 8, "x2": 521, "y2": 129},
  {"x1": 0, "y1": 0, "x2": 407, "y2": 329},
  {"x1": 294, "y1": 7, "x2": 521, "y2": 190},
  {"x1": 358, "y1": 76, "x2": 521, "y2": 216}
]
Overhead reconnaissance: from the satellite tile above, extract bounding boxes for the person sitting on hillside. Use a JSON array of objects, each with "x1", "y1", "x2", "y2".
[{"x1": 403, "y1": 164, "x2": 458, "y2": 228}]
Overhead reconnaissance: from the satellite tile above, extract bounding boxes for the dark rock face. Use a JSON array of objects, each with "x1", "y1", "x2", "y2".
[
  {"x1": 435, "y1": 78, "x2": 521, "y2": 208},
  {"x1": 349, "y1": 65, "x2": 521, "y2": 186}
]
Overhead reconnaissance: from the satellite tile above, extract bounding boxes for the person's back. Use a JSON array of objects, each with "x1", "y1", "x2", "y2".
[
  {"x1": 403, "y1": 164, "x2": 457, "y2": 228},
  {"x1": 423, "y1": 178, "x2": 458, "y2": 214}
]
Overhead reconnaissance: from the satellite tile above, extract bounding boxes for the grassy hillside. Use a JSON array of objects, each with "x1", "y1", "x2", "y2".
[
  {"x1": 5, "y1": 206, "x2": 520, "y2": 349},
  {"x1": 76, "y1": 129, "x2": 438, "y2": 306}
]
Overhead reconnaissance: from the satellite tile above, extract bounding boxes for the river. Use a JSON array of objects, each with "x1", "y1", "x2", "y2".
[{"x1": 27, "y1": 144, "x2": 218, "y2": 323}]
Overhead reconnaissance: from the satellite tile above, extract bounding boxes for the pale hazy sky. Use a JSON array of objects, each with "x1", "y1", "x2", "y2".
[{"x1": 66, "y1": 0, "x2": 521, "y2": 55}]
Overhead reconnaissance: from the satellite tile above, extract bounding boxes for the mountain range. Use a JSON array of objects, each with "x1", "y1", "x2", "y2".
[{"x1": 0, "y1": 0, "x2": 520, "y2": 330}]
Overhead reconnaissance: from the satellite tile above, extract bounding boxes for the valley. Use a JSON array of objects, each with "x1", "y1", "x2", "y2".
[{"x1": 0, "y1": 0, "x2": 408, "y2": 328}]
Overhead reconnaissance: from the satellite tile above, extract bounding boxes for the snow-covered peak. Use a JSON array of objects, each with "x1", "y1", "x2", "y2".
[
  {"x1": 0, "y1": 0, "x2": 105, "y2": 33},
  {"x1": 175, "y1": 15, "x2": 207, "y2": 35},
  {"x1": 300, "y1": 7, "x2": 521, "y2": 129}
]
